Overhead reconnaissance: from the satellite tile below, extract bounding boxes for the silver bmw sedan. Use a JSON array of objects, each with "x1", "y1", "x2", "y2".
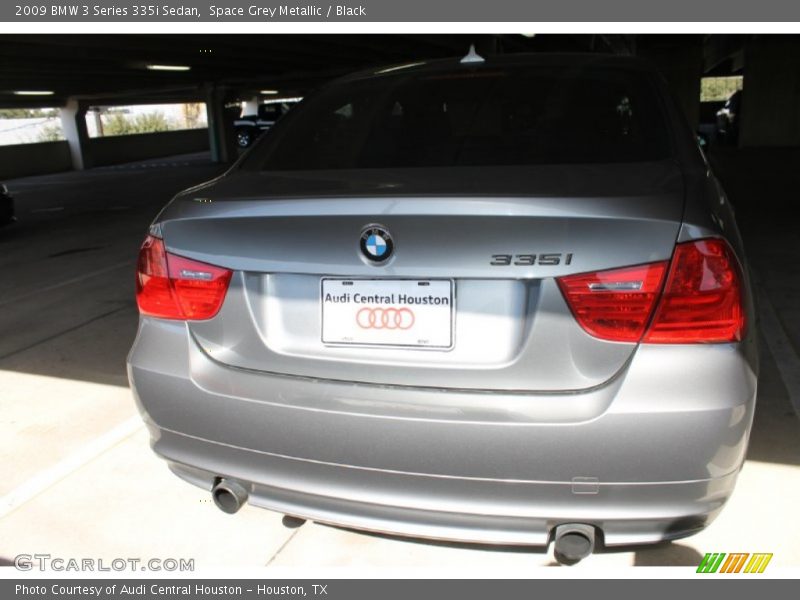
[{"x1": 128, "y1": 52, "x2": 757, "y2": 563}]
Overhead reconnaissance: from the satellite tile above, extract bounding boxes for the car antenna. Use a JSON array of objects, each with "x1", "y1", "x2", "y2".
[{"x1": 460, "y1": 44, "x2": 485, "y2": 64}]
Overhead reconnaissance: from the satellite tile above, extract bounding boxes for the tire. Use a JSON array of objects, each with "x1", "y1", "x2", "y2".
[{"x1": 236, "y1": 128, "x2": 254, "y2": 148}]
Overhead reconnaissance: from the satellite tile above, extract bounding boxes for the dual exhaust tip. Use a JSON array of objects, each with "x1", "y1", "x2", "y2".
[{"x1": 211, "y1": 478, "x2": 595, "y2": 564}]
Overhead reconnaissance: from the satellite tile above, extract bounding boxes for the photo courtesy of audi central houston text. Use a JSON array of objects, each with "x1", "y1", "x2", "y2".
[{"x1": 127, "y1": 50, "x2": 757, "y2": 565}]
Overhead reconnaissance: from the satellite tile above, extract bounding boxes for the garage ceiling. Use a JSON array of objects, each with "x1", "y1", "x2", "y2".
[
  {"x1": 0, "y1": 34, "x2": 635, "y2": 108},
  {"x1": 0, "y1": 34, "x2": 746, "y2": 108}
]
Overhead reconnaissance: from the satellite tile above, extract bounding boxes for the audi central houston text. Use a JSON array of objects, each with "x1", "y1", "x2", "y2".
[
  {"x1": 15, "y1": 584, "x2": 255, "y2": 597},
  {"x1": 128, "y1": 52, "x2": 757, "y2": 563},
  {"x1": 323, "y1": 293, "x2": 450, "y2": 305}
]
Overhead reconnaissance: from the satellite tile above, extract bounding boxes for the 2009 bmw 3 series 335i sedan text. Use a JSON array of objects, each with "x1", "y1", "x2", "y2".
[{"x1": 127, "y1": 52, "x2": 757, "y2": 563}]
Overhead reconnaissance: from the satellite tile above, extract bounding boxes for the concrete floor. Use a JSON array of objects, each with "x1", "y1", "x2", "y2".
[{"x1": 0, "y1": 151, "x2": 798, "y2": 571}]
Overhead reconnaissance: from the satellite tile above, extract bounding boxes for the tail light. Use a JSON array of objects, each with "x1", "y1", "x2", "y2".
[
  {"x1": 136, "y1": 235, "x2": 232, "y2": 320},
  {"x1": 558, "y1": 238, "x2": 745, "y2": 344},
  {"x1": 644, "y1": 239, "x2": 745, "y2": 343},
  {"x1": 557, "y1": 262, "x2": 668, "y2": 343}
]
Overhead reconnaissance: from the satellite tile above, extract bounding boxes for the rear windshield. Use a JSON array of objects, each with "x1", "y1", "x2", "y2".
[{"x1": 242, "y1": 64, "x2": 672, "y2": 171}]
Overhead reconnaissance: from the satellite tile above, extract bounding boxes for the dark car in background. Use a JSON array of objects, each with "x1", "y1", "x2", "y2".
[
  {"x1": 234, "y1": 101, "x2": 299, "y2": 148},
  {"x1": 716, "y1": 90, "x2": 742, "y2": 144},
  {"x1": 0, "y1": 183, "x2": 14, "y2": 225}
]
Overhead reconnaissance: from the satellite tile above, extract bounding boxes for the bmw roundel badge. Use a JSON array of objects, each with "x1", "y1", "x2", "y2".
[{"x1": 359, "y1": 225, "x2": 394, "y2": 263}]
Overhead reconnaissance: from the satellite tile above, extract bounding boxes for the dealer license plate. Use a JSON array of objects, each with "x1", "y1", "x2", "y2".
[{"x1": 321, "y1": 278, "x2": 453, "y2": 349}]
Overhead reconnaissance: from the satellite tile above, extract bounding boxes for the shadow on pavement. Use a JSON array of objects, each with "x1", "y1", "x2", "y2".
[
  {"x1": 0, "y1": 156, "x2": 226, "y2": 388},
  {"x1": 631, "y1": 542, "x2": 704, "y2": 567},
  {"x1": 709, "y1": 147, "x2": 800, "y2": 468}
]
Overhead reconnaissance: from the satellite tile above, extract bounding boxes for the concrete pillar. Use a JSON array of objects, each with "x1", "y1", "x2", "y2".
[
  {"x1": 205, "y1": 85, "x2": 237, "y2": 164},
  {"x1": 242, "y1": 96, "x2": 259, "y2": 117},
  {"x1": 59, "y1": 98, "x2": 92, "y2": 170},
  {"x1": 637, "y1": 36, "x2": 704, "y2": 131},
  {"x1": 740, "y1": 37, "x2": 800, "y2": 147}
]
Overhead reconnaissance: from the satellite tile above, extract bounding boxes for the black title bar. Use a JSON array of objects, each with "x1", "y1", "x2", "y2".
[{"x1": 3, "y1": 0, "x2": 800, "y2": 22}]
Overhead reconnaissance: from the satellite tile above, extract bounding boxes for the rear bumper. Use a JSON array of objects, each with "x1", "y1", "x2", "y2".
[
  {"x1": 128, "y1": 318, "x2": 758, "y2": 547},
  {"x1": 159, "y1": 429, "x2": 736, "y2": 546}
]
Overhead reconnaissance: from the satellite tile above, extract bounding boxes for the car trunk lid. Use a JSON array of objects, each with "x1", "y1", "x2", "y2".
[{"x1": 157, "y1": 161, "x2": 684, "y2": 392}]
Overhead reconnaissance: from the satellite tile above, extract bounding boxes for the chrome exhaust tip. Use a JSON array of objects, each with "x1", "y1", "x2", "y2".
[
  {"x1": 553, "y1": 523, "x2": 596, "y2": 565},
  {"x1": 211, "y1": 478, "x2": 248, "y2": 514}
]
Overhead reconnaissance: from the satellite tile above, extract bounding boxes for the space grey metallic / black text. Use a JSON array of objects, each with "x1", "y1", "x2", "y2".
[{"x1": 128, "y1": 52, "x2": 758, "y2": 562}]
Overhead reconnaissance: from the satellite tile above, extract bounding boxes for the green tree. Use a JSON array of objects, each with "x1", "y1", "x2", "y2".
[
  {"x1": 36, "y1": 123, "x2": 64, "y2": 142},
  {"x1": 102, "y1": 111, "x2": 173, "y2": 136},
  {"x1": 0, "y1": 108, "x2": 42, "y2": 119},
  {"x1": 701, "y1": 77, "x2": 743, "y2": 103},
  {"x1": 181, "y1": 103, "x2": 204, "y2": 129},
  {"x1": 0, "y1": 108, "x2": 58, "y2": 119}
]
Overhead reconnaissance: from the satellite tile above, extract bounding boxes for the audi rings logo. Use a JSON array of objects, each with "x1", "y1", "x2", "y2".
[{"x1": 356, "y1": 307, "x2": 415, "y2": 330}]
